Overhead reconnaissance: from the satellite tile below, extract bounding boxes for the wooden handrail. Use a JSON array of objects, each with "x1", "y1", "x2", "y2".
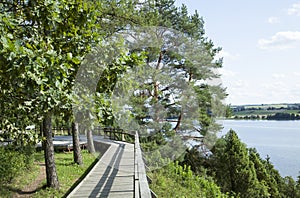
[
  {"x1": 134, "y1": 131, "x2": 152, "y2": 198},
  {"x1": 102, "y1": 127, "x2": 135, "y2": 142}
]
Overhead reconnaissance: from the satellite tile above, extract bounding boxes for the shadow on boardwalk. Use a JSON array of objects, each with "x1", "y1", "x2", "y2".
[{"x1": 67, "y1": 140, "x2": 134, "y2": 198}]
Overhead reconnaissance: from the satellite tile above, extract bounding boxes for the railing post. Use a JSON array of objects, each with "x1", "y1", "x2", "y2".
[{"x1": 122, "y1": 132, "x2": 125, "y2": 141}]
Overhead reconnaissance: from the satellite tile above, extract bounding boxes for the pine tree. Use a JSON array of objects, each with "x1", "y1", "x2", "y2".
[
  {"x1": 249, "y1": 148, "x2": 282, "y2": 197},
  {"x1": 212, "y1": 130, "x2": 269, "y2": 197},
  {"x1": 126, "y1": 0, "x2": 226, "y2": 143}
]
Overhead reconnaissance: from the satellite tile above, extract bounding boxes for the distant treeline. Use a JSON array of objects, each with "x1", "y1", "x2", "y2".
[
  {"x1": 234, "y1": 113, "x2": 300, "y2": 120},
  {"x1": 266, "y1": 113, "x2": 300, "y2": 120},
  {"x1": 231, "y1": 103, "x2": 300, "y2": 112}
]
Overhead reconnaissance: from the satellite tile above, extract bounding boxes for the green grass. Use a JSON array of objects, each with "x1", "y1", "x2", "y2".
[
  {"x1": 34, "y1": 150, "x2": 99, "y2": 198},
  {"x1": 1, "y1": 150, "x2": 99, "y2": 198}
]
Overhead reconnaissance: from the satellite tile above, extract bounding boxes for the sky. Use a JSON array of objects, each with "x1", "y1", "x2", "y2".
[{"x1": 175, "y1": 0, "x2": 300, "y2": 105}]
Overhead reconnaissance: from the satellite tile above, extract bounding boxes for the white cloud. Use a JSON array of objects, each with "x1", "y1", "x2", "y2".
[
  {"x1": 263, "y1": 81, "x2": 285, "y2": 89},
  {"x1": 258, "y1": 31, "x2": 300, "y2": 50},
  {"x1": 267, "y1": 17, "x2": 280, "y2": 24},
  {"x1": 288, "y1": 2, "x2": 300, "y2": 16},
  {"x1": 272, "y1": 73, "x2": 286, "y2": 78},
  {"x1": 224, "y1": 73, "x2": 300, "y2": 104},
  {"x1": 295, "y1": 84, "x2": 300, "y2": 90}
]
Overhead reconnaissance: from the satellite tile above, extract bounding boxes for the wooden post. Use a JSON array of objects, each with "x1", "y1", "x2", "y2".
[{"x1": 122, "y1": 133, "x2": 125, "y2": 141}]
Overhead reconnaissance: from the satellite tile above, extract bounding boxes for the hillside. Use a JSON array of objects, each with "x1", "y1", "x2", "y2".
[{"x1": 230, "y1": 103, "x2": 300, "y2": 120}]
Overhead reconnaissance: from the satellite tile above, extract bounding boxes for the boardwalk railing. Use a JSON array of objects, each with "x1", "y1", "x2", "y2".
[
  {"x1": 134, "y1": 131, "x2": 152, "y2": 198},
  {"x1": 102, "y1": 127, "x2": 134, "y2": 143},
  {"x1": 97, "y1": 128, "x2": 154, "y2": 197}
]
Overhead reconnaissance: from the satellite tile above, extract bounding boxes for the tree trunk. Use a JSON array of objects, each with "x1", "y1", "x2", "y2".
[
  {"x1": 43, "y1": 112, "x2": 60, "y2": 189},
  {"x1": 86, "y1": 129, "x2": 95, "y2": 153},
  {"x1": 72, "y1": 122, "x2": 83, "y2": 165},
  {"x1": 173, "y1": 112, "x2": 182, "y2": 131},
  {"x1": 40, "y1": 122, "x2": 44, "y2": 151},
  {"x1": 67, "y1": 126, "x2": 71, "y2": 135}
]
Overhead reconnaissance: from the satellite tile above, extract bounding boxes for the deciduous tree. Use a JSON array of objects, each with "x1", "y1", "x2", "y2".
[{"x1": 0, "y1": 0, "x2": 131, "y2": 188}]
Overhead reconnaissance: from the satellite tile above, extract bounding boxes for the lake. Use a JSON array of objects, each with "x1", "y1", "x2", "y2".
[{"x1": 219, "y1": 120, "x2": 300, "y2": 179}]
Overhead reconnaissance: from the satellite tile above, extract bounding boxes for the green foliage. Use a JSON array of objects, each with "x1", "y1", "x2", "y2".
[
  {"x1": 141, "y1": 131, "x2": 187, "y2": 170},
  {"x1": 0, "y1": 150, "x2": 98, "y2": 197},
  {"x1": 225, "y1": 105, "x2": 233, "y2": 118},
  {"x1": 210, "y1": 130, "x2": 270, "y2": 197},
  {"x1": 32, "y1": 150, "x2": 98, "y2": 197},
  {"x1": 0, "y1": 146, "x2": 26, "y2": 184},
  {"x1": 267, "y1": 112, "x2": 300, "y2": 120},
  {"x1": 203, "y1": 130, "x2": 300, "y2": 197},
  {"x1": 121, "y1": 0, "x2": 227, "y2": 149},
  {"x1": 0, "y1": 162, "x2": 41, "y2": 197},
  {"x1": 0, "y1": 0, "x2": 103, "y2": 141},
  {"x1": 248, "y1": 148, "x2": 282, "y2": 197},
  {"x1": 149, "y1": 161, "x2": 227, "y2": 197},
  {"x1": 94, "y1": 52, "x2": 147, "y2": 127},
  {"x1": 0, "y1": 0, "x2": 144, "y2": 187},
  {"x1": 0, "y1": 0, "x2": 144, "y2": 133},
  {"x1": 180, "y1": 147, "x2": 210, "y2": 176},
  {"x1": 281, "y1": 176, "x2": 300, "y2": 198}
]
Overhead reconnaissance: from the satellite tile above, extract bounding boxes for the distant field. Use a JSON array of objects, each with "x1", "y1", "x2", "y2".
[
  {"x1": 233, "y1": 109, "x2": 300, "y2": 116},
  {"x1": 231, "y1": 103, "x2": 300, "y2": 118},
  {"x1": 243, "y1": 104, "x2": 288, "y2": 109}
]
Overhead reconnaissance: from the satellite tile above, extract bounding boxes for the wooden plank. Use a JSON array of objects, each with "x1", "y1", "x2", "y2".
[
  {"x1": 67, "y1": 139, "x2": 135, "y2": 198},
  {"x1": 67, "y1": 130, "x2": 153, "y2": 198}
]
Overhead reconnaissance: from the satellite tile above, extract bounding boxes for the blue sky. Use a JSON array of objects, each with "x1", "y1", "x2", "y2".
[{"x1": 175, "y1": 0, "x2": 300, "y2": 105}]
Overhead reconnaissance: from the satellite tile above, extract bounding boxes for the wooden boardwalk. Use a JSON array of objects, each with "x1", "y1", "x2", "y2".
[{"x1": 67, "y1": 140, "x2": 135, "y2": 198}]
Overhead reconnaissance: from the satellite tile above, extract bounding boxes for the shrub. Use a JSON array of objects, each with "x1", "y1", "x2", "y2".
[
  {"x1": 0, "y1": 146, "x2": 27, "y2": 184},
  {"x1": 149, "y1": 161, "x2": 227, "y2": 197}
]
